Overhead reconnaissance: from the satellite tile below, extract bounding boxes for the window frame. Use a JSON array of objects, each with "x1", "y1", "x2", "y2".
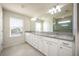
[{"x1": 10, "y1": 16, "x2": 23, "y2": 37}]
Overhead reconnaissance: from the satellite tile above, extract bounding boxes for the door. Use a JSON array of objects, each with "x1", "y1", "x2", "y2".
[{"x1": 0, "y1": 6, "x2": 3, "y2": 53}]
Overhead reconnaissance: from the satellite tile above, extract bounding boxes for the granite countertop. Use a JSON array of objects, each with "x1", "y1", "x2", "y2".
[{"x1": 25, "y1": 31, "x2": 74, "y2": 41}]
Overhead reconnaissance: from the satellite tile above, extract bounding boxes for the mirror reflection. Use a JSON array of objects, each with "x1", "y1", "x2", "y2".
[{"x1": 30, "y1": 4, "x2": 73, "y2": 33}]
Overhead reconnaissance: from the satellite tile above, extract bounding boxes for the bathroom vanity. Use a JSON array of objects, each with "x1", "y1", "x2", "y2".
[{"x1": 25, "y1": 32, "x2": 74, "y2": 56}]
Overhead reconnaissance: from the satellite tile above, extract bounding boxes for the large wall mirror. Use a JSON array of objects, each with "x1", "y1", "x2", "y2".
[
  {"x1": 53, "y1": 16, "x2": 72, "y2": 33},
  {"x1": 30, "y1": 3, "x2": 73, "y2": 33}
]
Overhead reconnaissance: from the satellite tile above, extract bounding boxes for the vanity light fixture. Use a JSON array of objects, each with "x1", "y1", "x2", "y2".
[
  {"x1": 52, "y1": 8, "x2": 57, "y2": 13},
  {"x1": 48, "y1": 4, "x2": 64, "y2": 15},
  {"x1": 56, "y1": 5, "x2": 61, "y2": 12},
  {"x1": 31, "y1": 17, "x2": 38, "y2": 21}
]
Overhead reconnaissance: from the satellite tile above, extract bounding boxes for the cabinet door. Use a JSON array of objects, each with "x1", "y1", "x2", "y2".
[
  {"x1": 47, "y1": 41, "x2": 58, "y2": 56},
  {"x1": 25, "y1": 33, "x2": 30, "y2": 42},
  {"x1": 42, "y1": 40, "x2": 48, "y2": 55},
  {"x1": 59, "y1": 46, "x2": 72, "y2": 56},
  {"x1": 58, "y1": 40, "x2": 73, "y2": 56},
  {"x1": 0, "y1": 6, "x2": 3, "y2": 53},
  {"x1": 36, "y1": 36, "x2": 42, "y2": 51},
  {"x1": 25, "y1": 33, "x2": 33, "y2": 45},
  {"x1": 33, "y1": 35, "x2": 39, "y2": 49}
]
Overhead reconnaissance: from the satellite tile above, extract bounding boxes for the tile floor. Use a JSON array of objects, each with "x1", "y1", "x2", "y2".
[{"x1": 0, "y1": 43, "x2": 44, "y2": 56}]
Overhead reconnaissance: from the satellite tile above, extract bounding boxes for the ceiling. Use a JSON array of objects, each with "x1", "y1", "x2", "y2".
[
  {"x1": 0, "y1": 3, "x2": 57, "y2": 17},
  {"x1": 0, "y1": 3, "x2": 73, "y2": 19}
]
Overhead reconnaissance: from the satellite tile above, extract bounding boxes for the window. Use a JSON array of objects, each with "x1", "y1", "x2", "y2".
[
  {"x1": 35, "y1": 22, "x2": 42, "y2": 32},
  {"x1": 10, "y1": 17, "x2": 23, "y2": 37}
]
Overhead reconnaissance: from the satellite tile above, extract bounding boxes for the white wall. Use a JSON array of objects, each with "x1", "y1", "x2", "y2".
[
  {"x1": 77, "y1": 4, "x2": 79, "y2": 56},
  {"x1": 0, "y1": 5, "x2": 3, "y2": 53},
  {"x1": 73, "y1": 4, "x2": 79, "y2": 56},
  {"x1": 3, "y1": 9, "x2": 31, "y2": 48},
  {"x1": 74, "y1": 4, "x2": 79, "y2": 56}
]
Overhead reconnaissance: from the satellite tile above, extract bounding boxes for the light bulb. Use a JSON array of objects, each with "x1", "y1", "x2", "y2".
[
  {"x1": 48, "y1": 4, "x2": 63, "y2": 15},
  {"x1": 48, "y1": 9, "x2": 52, "y2": 13},
  {"x1": 52, "y1": 8, "x2": 57, "y2": 13},
  {"x1": 56, "y1": 6, "x2": 61, "y2": 12},
  {"x1": 31, "y1": 17, "x2": 37, "y2": 21},
  {"x1": 51, "y1": 11, "x2": 54, "y2": 15}
]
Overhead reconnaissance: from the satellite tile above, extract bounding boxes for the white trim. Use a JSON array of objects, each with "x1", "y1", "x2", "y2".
[
  {"x1": 73, "y1": 3, "x2": 77, "y2": 56},
  {"x1": 10, "y1": 16, "x2": 23, "y2": 37}
]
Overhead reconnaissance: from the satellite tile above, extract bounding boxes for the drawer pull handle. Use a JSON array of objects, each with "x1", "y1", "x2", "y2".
[{"x1": 63, "y1": 42, "x2": 69, "y2": 45}]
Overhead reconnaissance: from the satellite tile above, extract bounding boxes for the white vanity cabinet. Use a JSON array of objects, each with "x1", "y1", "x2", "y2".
[
  {"x1": 35, "y1": 35, "x2": 43, "y2": 52},
  {"x1": 0, "y1": 6, "x2": 3, "y2": 53},
  {"x1": 25, "y1": 33, "x2": 74, "y2": 56},
  {"x1": 33, "y1": 35, "x2": 48, "y2": 55},
  {"x1": 38, "y1": 37, "x2": 48, "y2": 55},
  {"x1": 25, "y1": 33, "x2": 31, "y2": 43},
  {"x1": 47, "y1": 41, "x2": 58, "y2": 56},
  {"x1": 41, "y1": 36, "x2": 59, "y2": 56},
  {"x1": 42, "y1": 40, "x2": 48, "y2": 55},
  {"x1": 45, "y1": 38, "x2": 58, "y2": 56},
  {"x1": 58, "y1": 40, "x2": 73, "y2": 56},
  {"x1": 33, "y1": 35, "x2": 39, "y2": 49},
  {"x1": 25, "y1": 33, "x2": 30, "y2": 42},
  {"x1": 25, "y1": 33, "x2": 34, "y2": 45}
]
